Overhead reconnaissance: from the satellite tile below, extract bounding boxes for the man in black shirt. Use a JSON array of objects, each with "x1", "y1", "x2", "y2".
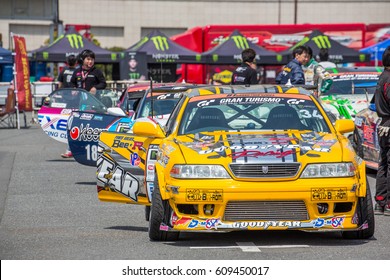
[
  {"x1": 70, "y1": 49, "x2": 106, "y2": 94},
  {"x1": 231, "y1": 48, "x2": 258, "y2": 85}
]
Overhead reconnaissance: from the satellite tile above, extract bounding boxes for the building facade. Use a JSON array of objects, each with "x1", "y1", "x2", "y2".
[{"x1": 0, "y1": 0, "x2": 389, "y2": 51}]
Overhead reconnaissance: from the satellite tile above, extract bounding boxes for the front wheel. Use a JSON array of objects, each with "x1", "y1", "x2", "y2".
[
  {"x1": 342, "y1": 181, "x2": 375, "y2": 239},
  {"x1": 148, "y1": 175, "x2": 180, "y2": 241}
]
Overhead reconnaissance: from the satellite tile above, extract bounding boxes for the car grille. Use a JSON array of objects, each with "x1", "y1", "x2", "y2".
[
  {"x1": 224, "y1": 200, "x2": 309, "y2": 221},
  {"x1": 229, "y1": 163, "x2": 300, "y2": 178}
]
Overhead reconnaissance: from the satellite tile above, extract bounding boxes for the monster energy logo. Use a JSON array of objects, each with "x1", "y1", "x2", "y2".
[
  {"x1": 66, "y1": 34, "x2": 84, "y2": 49},
  {"x1": 151, "y1": 36, "x2": 169, "y2": 51},
  {"x1": 312, "y1": 35, "x2": 331, "y2": 49},
  {"x1": 232, "y1": 36, "x2": 249, "y2": 49},
  {"x1": 129, "y1": 72, "x2": 141, "y2": 80}
]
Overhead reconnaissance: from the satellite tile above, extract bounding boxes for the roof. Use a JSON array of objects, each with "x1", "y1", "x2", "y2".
[{"x1": 30, "y1": 27, "x2": 118, "y2": 63}]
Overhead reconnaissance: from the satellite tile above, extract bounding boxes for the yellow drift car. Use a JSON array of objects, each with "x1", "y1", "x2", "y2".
[{"x1": 97, "y1": 85, "x2": 374, "y2": 241}]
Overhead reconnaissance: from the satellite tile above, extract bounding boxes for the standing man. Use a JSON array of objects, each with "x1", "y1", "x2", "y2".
[
  {"x1": 231, "y1": 48, "x2": 258, "y2": 85},
  {"x1": 303, "y1": 46, "x2": 333, "y2": 96},
  {"x1": 57, "y1": 54, "x2": 77, "y2": 88},
  {"x1": 374, "y1": 46, "x2": 390, "y2": 215},
  {"x1": 70, "y1": 49, "x2": 106, "y2": 94},
  {"x1": 276, "y1": 45, "x2": 309, "y2": 85}
]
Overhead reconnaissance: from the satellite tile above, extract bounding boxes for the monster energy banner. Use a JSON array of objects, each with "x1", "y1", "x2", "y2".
[
  {"x1": 202, "y1": 29, "x2": 287, "y2": 65},
  {"x1": 124, "y1": 29, "x2": 202, "y2": 63},
  {"x1": 120, "y1": 52, "x2": 148, "y2": 80},
  {"x1": 284, "y1": 29, "x2": 370, "y2": 64},
  {"x1": 29, "y1": 26, "x2": 118, "y2": 63}
]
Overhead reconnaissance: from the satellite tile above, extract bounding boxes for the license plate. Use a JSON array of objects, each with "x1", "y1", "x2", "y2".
[
  {"x1": 186, "y1": 189, "x2": 223, "y2": 202},
  {"x1": 311, "y1": 188, "x2": 347, "y2": 201}
]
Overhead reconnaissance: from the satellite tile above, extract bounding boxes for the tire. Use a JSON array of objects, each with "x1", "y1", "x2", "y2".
[
  {"x1": 342, "y1": 180, "x2": 375, "y2": 239},
  {"x1": 145, "y1": 206, "x2": 151, "y2": 221},
  {"x1": 148, "y1": 175, "x2": 180, "y2": 241}
]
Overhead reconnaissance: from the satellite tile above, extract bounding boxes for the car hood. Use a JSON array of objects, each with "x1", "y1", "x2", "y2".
[{"x1": 175, "y1": 131, "x2": 345, "y2": 165}]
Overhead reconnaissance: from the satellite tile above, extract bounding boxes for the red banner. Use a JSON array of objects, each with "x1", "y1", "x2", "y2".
[{"x1": 13, "y1": 35, "x2": 33, "y2": 111}]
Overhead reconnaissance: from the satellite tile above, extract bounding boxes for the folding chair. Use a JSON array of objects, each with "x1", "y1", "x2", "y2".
[{"x1": 0, "y1": 89, "x2": 17, "y2": 128}]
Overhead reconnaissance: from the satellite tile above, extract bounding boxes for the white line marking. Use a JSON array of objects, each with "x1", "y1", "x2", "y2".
[{"x1": 236, "y1": 242, "x2": 261, "y2": 252}]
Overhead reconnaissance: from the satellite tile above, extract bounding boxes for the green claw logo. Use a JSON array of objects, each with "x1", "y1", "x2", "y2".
[
  {"x1": 66, "y1": 34, "x2": 84, "y2": 49},
  {"x1": 232, "y1": 36, "x2": 249, "y2": 50},
  {"x1": 151, "y1": 36, "x2": 169, "y2": 51},
  {"x1": 312, "y1": 35, "x2": 331, "y2": 49}
]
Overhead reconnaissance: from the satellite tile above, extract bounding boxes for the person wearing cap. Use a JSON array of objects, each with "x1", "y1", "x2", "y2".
[
  {"x1": 230, "y1": 48, "x2": 258, "y2": 85},
  {"x1": 70, "y1": 49, "x2": 106, "y2": 94}
]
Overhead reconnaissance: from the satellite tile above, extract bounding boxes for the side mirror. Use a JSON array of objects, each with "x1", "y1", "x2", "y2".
[
  {"x1": 334, "y1": 119, "x2": 355, "y2": 134},
  {"x1": 133, "y1": 118, "x2": 165, "y2": 138},
  {"x1": 107, "y1": 107, "x2": 126, "y2": 116}
]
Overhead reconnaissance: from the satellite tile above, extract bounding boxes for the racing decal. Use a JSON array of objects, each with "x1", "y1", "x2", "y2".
[
  {"x1": 311, "y1": 217, "x2": 345, "y2": 228},
  {"x1": 157, "y1": 152, "x2": 170, "y2": 168},
  {"x1": 69, "y1": 123, "x2": 105, "y2": 141},
  {"x1": 219, "y1": 97, "x2": 281, "y2": 105},
  {"x1": 80, "y1": 113, "x2": 94, "y2": 120},
  {"x1": 331, "y1": 73, "x2": 380, "y2": 81},
  {"x1": 231, "y1": 221, "x2": 302, "y2": 230},
  {"x1": 93, "y1": 115, "x2": 103, "y2": 121},
  {"x1": 160, "y1": 143, "x2": 175, "y2": 155},
  {"x1": 187, "y1": 218, "x2": 220, "y2": 229},
  {"x1": 51, "y1": 102, "x2": 67, "y2": 108},
  {"x1": 146, "y1": 145, "x2": 159, "y2": 182},
  {"x1": 97, "y1": 154, "x2": 140, "y2": 202},
  {"x1": 60, "y1": 109, "x2": 73, "y2": 115},
  {"x1": 169, "y1": 215, "x2": 347, "y2": 230},
  {"x1": 363, "y1": 123, "x2": 376, "y2": 145},
  {"x1": 130, "y1": 153, "x2": 141, "y2": 166},
  {"x1": 38, "y1": 114, "x2": 68, "y2": 143},
  {"x1": 354, "y1": 116, "x2": 364, "y2": 127},
  {"x1": 180, "y1": 132, "x2": 336, "y2": 163},
  {"x1": 155, "y1": 92, "x2": 182, "y2": 99},
  {"x1": 146, "y1": 182, "x2": 154, "y2": 202},
  {"x1": 111, "y1": 135, "x2": 144, "y2": 151}
]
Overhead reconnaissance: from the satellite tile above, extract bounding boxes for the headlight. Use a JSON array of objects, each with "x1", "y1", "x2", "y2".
[
  {"x1": 170, "y1": 165, "x2": 230, "y2": 179},
  {"x1": 300, "y1": 162, "x2": 355, "y2": 178}
]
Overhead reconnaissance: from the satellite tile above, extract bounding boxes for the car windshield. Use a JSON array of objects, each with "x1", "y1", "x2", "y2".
[
  {"x1": 178, "y1": 94, "x2": 330, "y2": 135},
  {"x1": 136, "y1": 92, "x2": 182, "y2": 126},
  {"x1": 49, "y1": 88, "x2": 107, "y2": 113},
  {"x1": 95, "y1": 89, "x2": 122, "y2": 108},
  {"x1": 324, "y1": 72, "x2": 380, "y2": 95}
]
